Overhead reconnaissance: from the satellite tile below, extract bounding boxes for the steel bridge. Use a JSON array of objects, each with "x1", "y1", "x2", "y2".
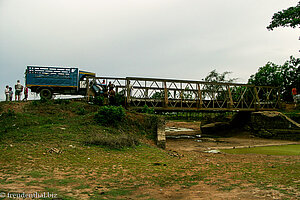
[{"x1": 86, "y1": 77, "x2": 281, "y2": 112}]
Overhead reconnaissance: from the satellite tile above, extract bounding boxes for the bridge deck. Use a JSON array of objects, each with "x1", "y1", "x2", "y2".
[{"x1": 86, "y1": 77, "x2": 281, "y2": 112}]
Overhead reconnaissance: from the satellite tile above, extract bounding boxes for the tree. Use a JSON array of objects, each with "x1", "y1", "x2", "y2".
[
  {"x1": 267, "y1": 1, "x2": 300, "y2": 30},
  {"x1": 248, "y1": 56, "x2": 300, "y2": 101},
  {"x1": 204, "y1": 70, "x2": 237, "y2": 83},
  {"x1": 203, "y1": 70, "x2": 237, "y2": 100}
]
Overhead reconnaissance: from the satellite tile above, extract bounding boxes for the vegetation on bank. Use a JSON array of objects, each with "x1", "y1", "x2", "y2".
[{"x1": 0, "y1": 100, "x2": 158, "y2": 150}]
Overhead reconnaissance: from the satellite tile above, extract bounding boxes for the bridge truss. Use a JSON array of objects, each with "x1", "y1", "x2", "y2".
[{"x1": 86, "y1": 77, "x2": 281, "y2": 112}]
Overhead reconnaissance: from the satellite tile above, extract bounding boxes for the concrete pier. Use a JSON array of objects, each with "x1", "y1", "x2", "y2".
[{"x1": 156, "y1": 118, "x2": 166, "y2": 149}]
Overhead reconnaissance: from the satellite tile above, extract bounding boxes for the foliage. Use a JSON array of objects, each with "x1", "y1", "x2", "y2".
[
  {"x1": 267, "y1": 1, "x2": 300, "y2": 30},
  {"x1": 204, "y1": 70, "x2": 237, "y2": 83},
  {"x1": 94, "y1": 106, "x2": 126, "y2": 126},
  {"x1": 38, "y1": 98, "x2": 53, "y2": 104},
  {"x1": 230, "y1": 86, "x2": 254, "y2": 103},
  {"x1": 93, "y1": 96, "x2": 104, "y2": 106},
  {"x1": 141, "y1": 105, "x2": 155, "y2": 114},
  {"x1": 54, "y1": 99, "x2": 71, "y2": 105},
  {"x1": 151, "y1": 91, "x2": 171, "y2": 99},
  {"x1": 248, "y1": 56, "x2": 300, "y2": 101},
  {"x1": 75, "y1": 107, "x2": 86, "y2": 115},
  {"x1": 30, "y1": 98, "x2": 72, "y2": 106},
  {"x1": 203, "y1": 70, "x2": 237, "y2": 100},
  {"x1": 182, "y1": 86, "x2": 193, "y2": 99},
  {"x1": 115, "y1": 93, "x2": 126, "y2": 106}
]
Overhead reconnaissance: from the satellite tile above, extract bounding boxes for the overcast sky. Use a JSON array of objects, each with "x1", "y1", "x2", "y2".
[{"x1": 0, "y1": 0, "x2": 299, "y2": 101}]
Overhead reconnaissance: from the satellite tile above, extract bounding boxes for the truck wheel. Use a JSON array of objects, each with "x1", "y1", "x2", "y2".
[{"x1": 40, "y1": 89, "x2": 52, "y2": 99}]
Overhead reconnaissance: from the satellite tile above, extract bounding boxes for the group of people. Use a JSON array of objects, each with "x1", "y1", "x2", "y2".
[
  {"x1": 100, "y1": 80, "x2": 116, "y2": 105},
  {"x1": 5, "y1": 80, "x2": 28, "y2": 101}
]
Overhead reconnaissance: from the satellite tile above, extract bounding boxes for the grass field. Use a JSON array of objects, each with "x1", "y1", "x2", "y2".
[
  {"x1": 221, "y1": 144, "x2": 300, "y2": 156},
  {"x1": 0, "y1": 100, "x2": 299, "y2": 199}
]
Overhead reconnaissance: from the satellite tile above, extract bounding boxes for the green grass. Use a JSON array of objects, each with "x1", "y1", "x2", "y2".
[
  {"x1": 221, "y1": 144, "x2": 300, "y2": 155},
  {"x1": 27, "y1": 170, "x2": 46, "y2": 178}
]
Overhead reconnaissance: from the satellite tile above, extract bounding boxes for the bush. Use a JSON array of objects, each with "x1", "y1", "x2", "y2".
[
  {"x1": 85, "y1": 133, "x2": 140, "y2": 149},
  {"x1": 114, "y1": 93, "x2": 126, "y2": 106},
  {"x1": 76, "y1": 107, "x2": 86, "y2": 115},
  {"x1": 54, "y1": 99, "x2": 71, "y2": 105},
  {"x1": 93, "y1": 96, "x2": 104, "y2": 106},
  {"x1": 141, "y1": 105, "x2": 155, "y2": 114},
  {"x1": 30, "y1": 98, "x2": 54, "y2": 106},
  {"x1": 95, "y1": 106, "x2": 126, "y2": 126}
]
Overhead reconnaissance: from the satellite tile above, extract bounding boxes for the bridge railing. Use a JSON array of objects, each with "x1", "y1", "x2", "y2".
[{"x1": 86, "y1": 77, "x2": 280, "y2": 111}]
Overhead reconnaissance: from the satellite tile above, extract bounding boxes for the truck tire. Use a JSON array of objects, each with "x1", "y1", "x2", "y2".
[{"x1": 40, "y1": 88, "x2": 52, "y2": 99}]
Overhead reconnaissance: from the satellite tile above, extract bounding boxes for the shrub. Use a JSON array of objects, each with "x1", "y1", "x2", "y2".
[
  {"x1": 76, "y1": 107, "x2": 86, "y2": 115},
  {"x1": 85, "y1": 133, "x2": 140, "y2": 149},
  {"x1": 95, "y1": 106, "x2": 126, "y2": 126},
  {"x1": 93, "y1": 96, "x2": 104, "y2": 106},
  {"x1": 31, "y1": 98, "x2": 53, "y2": 105},
  {"x1": 54, "y1": 99, "x2": 71, "y2": 105},
  {"x1": 115, "y1": 93, "x2": 126, "y2": 106},
  {"x1": 141, "y1": 105, "x2": 155, "y2": 114}
]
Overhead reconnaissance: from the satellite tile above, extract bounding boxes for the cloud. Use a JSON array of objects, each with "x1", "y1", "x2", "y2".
[{"x1": 0, "y1": 0, "x2": 299, "y2": 100}]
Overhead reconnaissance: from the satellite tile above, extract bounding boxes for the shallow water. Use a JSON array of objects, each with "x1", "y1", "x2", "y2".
[
  {"x1": 165, "y1": 127, "x2": 195, "y2": 132},
  {"x1": 166, "y1": 135, "x2": 202, "y2": 139}
]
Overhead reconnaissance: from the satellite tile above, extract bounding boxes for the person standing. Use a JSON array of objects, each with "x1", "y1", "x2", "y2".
[
  {"x1": 108, "y1": 81, "x2": 114, "y2": 91},
  {"x1": 292, "y1": 87, "x2": 298, "y2": 107},
  {"x1": 9, "y1": 87, "x2": 13, "y2": 101},
  {"x1": 23, "y1": 86, "x2": 28, "y2": 101},
  {"x1": 5, "y1": 85, "x2": 9, "y2": 101},
  {"x1": 15, "y1": 80, "x2": 23, "y2": 101},
  {"x1": 109, "y1": 88, "x2": 116, "y2": 105},
  {"x1": 292, "y1": 88, "x2": 297, "y2": 97}
]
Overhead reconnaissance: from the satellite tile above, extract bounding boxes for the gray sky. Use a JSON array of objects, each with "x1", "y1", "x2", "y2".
[{"x1": 0, "y1": 0, "x2": 299, "y2": 100}]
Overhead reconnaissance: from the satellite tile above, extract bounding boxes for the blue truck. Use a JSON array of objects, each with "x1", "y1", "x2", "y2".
[{"x1": 25, "y1": 66, "x2": 96, "y2": 99}]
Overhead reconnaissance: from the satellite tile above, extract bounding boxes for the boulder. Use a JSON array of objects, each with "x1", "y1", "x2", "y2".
[{"x1": 200, "y1": 122, "x2": 231, "y2": 135}]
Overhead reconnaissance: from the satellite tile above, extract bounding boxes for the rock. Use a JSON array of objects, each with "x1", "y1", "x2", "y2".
[
  {"x1": 200, "y1": 122, "x2": 231, "y2": 135},
  {"x1": 204, "y1": 150, "x2": 221, "y2": 154}
]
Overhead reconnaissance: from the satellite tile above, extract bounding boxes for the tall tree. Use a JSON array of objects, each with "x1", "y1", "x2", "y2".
[
  {"x1": 204, "y1": 70, "x2": 237, "y2": 83},
  {"x1": 267, "y1": 1, "x2": 300, "y2": 30},
  {"x1": 203, "y1": 70, "x2": 237, "y2": 100},
  {"x1": 248, "y1": 56, "x2": 300, "y2": 101}
]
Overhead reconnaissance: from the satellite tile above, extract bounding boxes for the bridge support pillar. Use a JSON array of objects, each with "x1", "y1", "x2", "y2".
[{"x1": 156, "y1": 117, "x2": 166, "y2": 149}]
